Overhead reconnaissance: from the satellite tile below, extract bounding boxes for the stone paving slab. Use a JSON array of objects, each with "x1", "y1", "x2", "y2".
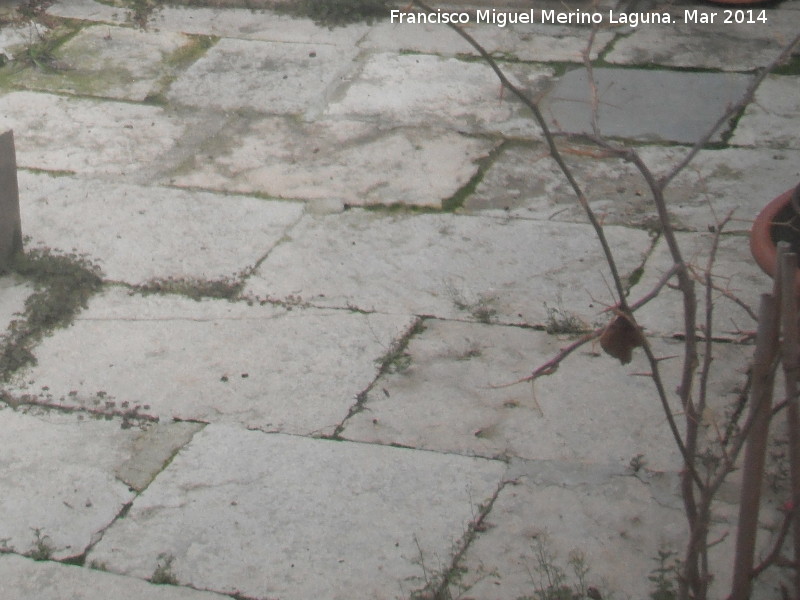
[
  {"x1": 465, "y1": 144, "x2": 800, "y2": 233},
  {"x1": 541, "y1": 68, "x2": 753, "y2": 143},
  {"x1": 340, "y1": 319, "x2": 751, "y2": 472},
  {"x1": 0, "y1": 554, "x2": 231, "y2": 600},
  {"x1": 730, "y1": 75, "x2": 800, "y2": 150},
  {"x1": 9, "y1": 24, "x2": 193, "y2": 102},
  {"x1": 448, "y1": 459, "x2": 782, "y2": 599},
  {"x1": 632, "y1": 231, "x2": 770, "y2": 337},
  {"x1": 7, "y1": 288, "x2": 414, "y2": 435},
  {"x1": 152, "y1": 5, "x2": 371, "y2": 44},
  {"x1": 605, "y1": 7, "x2": 799, "y2": 71},
  {"x1": 0, "y1": 407, "x2": 138, "y2": 560},
  {"x1": 325, "y1": 52, "x2": 551, "y2": 137},
  {"x1": 166, "y1": 37, "x2": 359, "y2": 117},
  {"x1": 0, "y1": 91, "x2": 189, "y2": 178},
  {"x1": 87, "y1": 424, "x2": 507, "y2": 600},
  {"x1": 168, "y1": 117, "x2": 496, "y2": 207},
  {"x1": 18, "y1": 170, "x2": 304, "y2": 284},
  {"x1": 360, "y1": 21, "x2": 614, "y2": 62},
  {"x1": 245, "y1": 211, "x2": 652, "y2": 325},
  {"x1": 45, "y1": 0, "x2": 129, "y2": 24}
]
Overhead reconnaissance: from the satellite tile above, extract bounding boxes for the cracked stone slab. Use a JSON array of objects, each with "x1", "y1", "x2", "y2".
[
  {"x1": 18, "y1": 170, "x2": 304, "y2": 284},
  {"x1": 166, "y1": 37, "x2": 359, "y2": 117},
  {"x1": 465, "y1": 144, "x2": 800, "y2": 232},
  {"x1": 88, "y1": 424, "x2": 506, "y2": 599},
  {"x1": 448, "y1": 459, "x2": 782, "y2": 599},
  {"x1": 46, "y1": 0, "x2": 129, "y2": 23},
  {"x1": 8, "y1": 288, "x2": 414, "y2": 435},
  {"x1": 115, "y1": 421, "x2": 205, "y2": 492},
  {"x1": 0, "y1": 407, "x2": 140, "y2": 560},
  {"x1": 730, "y1": 75, "x2": 800, "y2": 150},
  {"x1": 324, "y1": 52, "x2": 552, "y2": 136},
  {"x1": 0, "y1": 91, "x2": 187, "y2": 178},
  {"x1": 341, "y1": 320, "x2": 750, "y2": 471},
  {"x1": 0, "y1": 274, "x2": 32, "y2": 330},
  {"x1": 631, "y1": 231, "x2": 770, "y2": 337},
  {"x1": 541, "y1": 68, "x2": 753, "y2": 143},
  {"x1": 152, "y1": 5, "x2": 371, "y2": 44},
  {"x1": 9, "y1": 25, "x2": 193, "y2": 102},
  {"x1": 0, "y1": 554, "x2": 231, "y2": 599},
  {"x1": 168, "y1": 117, "x2": 495, "y2": 207},
  {"x1": 360, "y1": 21, "x2": 614, "y2": 62},
  {"x1": 605, "y1": 8, "x2": 799, "y2": 71},
  {"x1": 245, "y1": 211, "x2": 652, "y2": 325}
]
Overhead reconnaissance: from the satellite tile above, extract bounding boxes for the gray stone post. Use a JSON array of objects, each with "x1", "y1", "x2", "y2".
[{"x1": 0, "y1": 130, "x2": 22, "y2": 271}]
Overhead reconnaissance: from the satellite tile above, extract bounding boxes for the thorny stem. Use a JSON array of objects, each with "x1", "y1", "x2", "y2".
[{"x1": 404, "y1": 3, "x2": 800, "y2": 598}]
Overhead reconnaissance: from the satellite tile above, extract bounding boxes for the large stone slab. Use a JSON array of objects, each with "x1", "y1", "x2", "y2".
[
  {"x1": 324, "y1": 52, "x2": 552, "y2": 136},
  {"x1": 18, "y1": 171, "x2": 304, "y2": 284},
  {"x1": 730, "y1": 75, "x2": 800, "y2": 150},
  {"x1": 0, "y1": 91, "x2": 188, "y2": 178},
  {"x1": 465, "y1": 144, "x2": 800, "y2": 233},
  {"x1": 152, "y1": 5, "x2": 370, "y2": 44},
  {"x1": 341, "y1": 320, "x2": 751, "y2": 471},
  {"x1": 0, "y1": 408, "x2": 139, "y2": 559},
  {"x1": 360, "y1": 21, "x2": 614, "y2": 62},
  {"x1": 46, "y1": 0, "x2": 129, "y2": 24},
  {"x1": 245, "y1": 211, "x2": 652, "y2": 325},
  {"x1": 605, "y1": 8, "x2": 799, "y2": 71},
  {"x1": 630, "y1": 231, "x2": 769, "y2": 337},
  {"x1": 448, "y1": 459, "x2": 782, "y2": 599},
  {"x1": 0, "y1": 554, "x2": 231, "y2": 599},
  {"x1": 10, "y1": 25, "x2": 193, "y2": 101},
  {"x1": 166, "y1": 37, "x2": 359, "y2": 117},
  {"x1": 168, "y1": 117, "x2": 495, "y2": 207},
  {"x1": 8, "y1": 289, "x2": 414, "y2": 435},
  {"x1": 87, "y1": 425, "x2": 507, "y2": 599},
  {"x1": 541, "y1": 68, "x2": 753, "y2": 143}
]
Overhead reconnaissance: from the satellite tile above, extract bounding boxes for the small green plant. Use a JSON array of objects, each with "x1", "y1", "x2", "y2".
[
  {"x1": 28, "y1": 528, "x2": 54, "y2": 561},
  {"x1": 275, "y1": 0, "x2": 389, "y2": 26},
  {"x1": 648, "y1": 549, "x2": 678, "y2": 600},
  {"x1": 518, "y1": 538, "x2": 595, "y2": 600},
  {"x1": 134, "y1": 275, "x2": 243, "y2": 302},
  {"x1": 151, "y1": 553, "x2": 179, "y2": 585},
  {"x1": 543, "y1": 303, "x2": 588, "y2": 335}
]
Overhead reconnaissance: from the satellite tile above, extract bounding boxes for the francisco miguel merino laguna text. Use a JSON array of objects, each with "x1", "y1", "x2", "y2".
[{"x1": 391, "y1": 8, "x2": 678, "y2": 27}]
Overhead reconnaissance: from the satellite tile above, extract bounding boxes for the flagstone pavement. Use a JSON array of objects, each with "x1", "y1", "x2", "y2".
[{"x1": 0, "y1": 0, "x2": 799, "y2": 598}]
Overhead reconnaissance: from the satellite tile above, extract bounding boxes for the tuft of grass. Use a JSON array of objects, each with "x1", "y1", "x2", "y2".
[
  {"x1": 543, "y1": 303, "x2": 588, "y2": 336},
  {"x1": 151, "y1": 553, "x2": 179, "y2": 585},
  {"x1": 28, "y1": 528, "x2": 54, "y2": 561}
]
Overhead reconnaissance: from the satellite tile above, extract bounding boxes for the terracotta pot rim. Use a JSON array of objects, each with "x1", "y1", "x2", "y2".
[{"x1": 750, "y1": 186, "x2": 800, "y2": 291}]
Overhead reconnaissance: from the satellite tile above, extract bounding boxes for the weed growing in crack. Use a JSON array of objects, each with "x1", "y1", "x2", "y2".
[
  {"x1": 151, "y1": 553, "x2": 179, "y2": 585},
  {"x1": 446, "y1": 282, "x2": 498, "y2": 324},
  {"x1": 28, "y1": 528, "x2": 54, "y2": 561},
  {"x1": 374, "y1": 320, "x2": 425, "y2": 375},
  {"x1": 134, "y1": 276, "x2": 243, "y2": 302},
  {"x1": 518, "y1": 537, "x2": 599, "y2": 600},
  {"x1": 0, "y1": 247, "x2": 103, "y2": 381},
  {"x1": 543, "y1": 303, "x2": 588, "y2": 336}
]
